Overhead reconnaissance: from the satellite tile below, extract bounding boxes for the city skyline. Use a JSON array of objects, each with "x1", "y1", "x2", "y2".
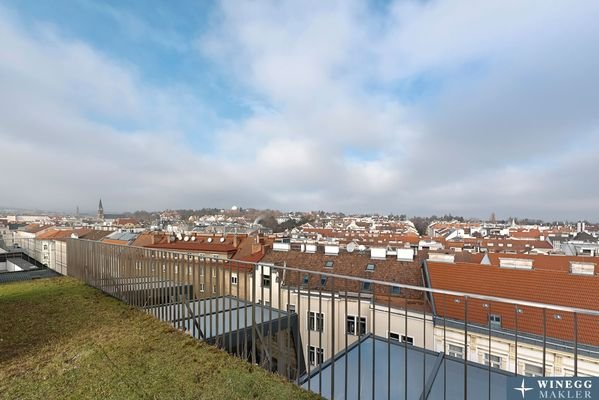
[{"x1": 1, "y1": 1, "x2": 599, "y2": 219}]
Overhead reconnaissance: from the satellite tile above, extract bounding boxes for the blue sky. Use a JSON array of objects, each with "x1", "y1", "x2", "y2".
[{"x1": 1, "y1": 0, "x2": 599, "y2": 219}]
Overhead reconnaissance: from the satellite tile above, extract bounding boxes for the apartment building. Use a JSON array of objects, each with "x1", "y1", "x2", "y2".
[
  {"x1": 255, "y1": 245, "x2": 434, "y2": 369},
  {"x1": 424, "y1": 253, "x2": 599, "y2": 377}
]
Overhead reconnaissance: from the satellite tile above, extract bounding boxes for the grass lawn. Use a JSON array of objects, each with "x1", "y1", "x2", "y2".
[{"x1": 0, "y1": 277, "x2": 319, "y2": 400}]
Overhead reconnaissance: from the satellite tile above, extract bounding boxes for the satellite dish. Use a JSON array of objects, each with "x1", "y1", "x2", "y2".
[
  {"x1": 176, "y1": 233, "x2": 182, "y2": 240},
  {"x1": 347, "y1": 242, "x2": 356, "y2": 253},
  {"x1": 184, "y1": 236, "x2": 189, "y2": 242},
  {"x1": 220, "y1": 237, "x2": 225, "y2": 243},
  {"x1": 191, "y1": 236, "x2": 196, "y2": 241},
  {"x1": 207, "y1": 237, "x2": 213, "y2": 243},
  {"x1": 358, "y1": 245, "x2": 366, "y2": 252}
]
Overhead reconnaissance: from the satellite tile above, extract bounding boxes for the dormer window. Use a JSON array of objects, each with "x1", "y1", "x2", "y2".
[
  {"x1": 489, "y1": 314, "x2": 501, "y2": 328},
  {"x1": 362, "y1": 281, "x2": 372, "y2": 292},
  {"x1": 570, "y1": 262, "x2": 595, "y2": 276},
  {"x1": 320, "y1": 275, "x2": 328, "y2": 287}
]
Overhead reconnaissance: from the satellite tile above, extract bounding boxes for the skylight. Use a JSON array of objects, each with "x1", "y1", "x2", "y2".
[
  {"x1": 366, "y1": 263, "x2": 375, "y2": 272},
  {"x1": 325, "y1": 260, "x2": 334, "y2": 268}
]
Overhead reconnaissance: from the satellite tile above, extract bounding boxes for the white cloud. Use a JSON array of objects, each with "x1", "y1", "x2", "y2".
[{"x1": 2, "y1": 1, "x2": 599, "y2": 219}]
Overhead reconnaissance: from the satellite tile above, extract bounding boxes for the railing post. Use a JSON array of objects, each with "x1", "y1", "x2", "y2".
[
  {"x1": 543, "y1": 308, "x2": 547, "y2": 377},
  {"x1": 574, "y1": 312, "x2": 578, "y2": 376},
  {"x1": 464, "y1": 296, "x2": 468, "y2": 400}
]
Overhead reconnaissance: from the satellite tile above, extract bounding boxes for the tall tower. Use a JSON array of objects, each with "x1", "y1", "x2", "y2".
[{"x1": 97, "y1": 199, "x2": 104, "y2": 221}]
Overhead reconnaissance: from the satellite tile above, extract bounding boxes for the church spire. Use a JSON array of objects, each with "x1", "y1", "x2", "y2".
[{"x1": 97, "y1": 198, "x2": 104, "y2": 220}]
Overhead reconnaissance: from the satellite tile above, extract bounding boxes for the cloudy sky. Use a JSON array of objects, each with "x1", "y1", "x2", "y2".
[{"x1": 1, "y1": 0, "x2": 598, "y2": 219}]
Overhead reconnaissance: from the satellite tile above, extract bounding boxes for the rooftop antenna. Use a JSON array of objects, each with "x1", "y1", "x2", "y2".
[{"x1": 347, "y1": 242, "x2": 356, "y2": 253}]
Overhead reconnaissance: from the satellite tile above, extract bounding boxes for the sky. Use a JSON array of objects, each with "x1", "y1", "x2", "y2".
[{"x1": 1, "y1": 0, "x2": 598, "y2": 220}]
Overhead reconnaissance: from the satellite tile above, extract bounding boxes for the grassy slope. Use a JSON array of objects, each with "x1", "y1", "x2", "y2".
[{"x1": 0, "y1": 277, "x2": 318, "y2": 400}]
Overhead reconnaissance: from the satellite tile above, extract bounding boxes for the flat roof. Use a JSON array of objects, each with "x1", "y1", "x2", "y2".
[
  {"x1": 301, "y1": 335, "x2": 511, "y2": 400},
  {"x1": 149, "y1": 296, "x2": 291, "y2": 340}
]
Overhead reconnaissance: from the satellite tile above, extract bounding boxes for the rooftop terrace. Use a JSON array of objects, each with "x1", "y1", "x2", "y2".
[{"x1": 0, "y1": 277, "x2": 318, "y2": 400}]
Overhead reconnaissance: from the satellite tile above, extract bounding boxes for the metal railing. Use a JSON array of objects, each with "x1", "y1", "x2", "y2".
[{"x1": 56, "y1": 239, "x2": 599, "y2": 399}]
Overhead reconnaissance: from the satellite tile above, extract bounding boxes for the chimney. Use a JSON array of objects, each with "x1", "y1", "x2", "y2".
[
  {"x1": 233, "y1": 235, "x2": 239, "y2": 248},
  {"x1": 167, "y1": 235, "x2": 171, "y2": 244}
]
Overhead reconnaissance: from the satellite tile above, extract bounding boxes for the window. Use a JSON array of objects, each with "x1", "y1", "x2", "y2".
[
  {"x1": 484, "y1": 353, "x2": 501, "y2": 369},
  {"x1": 212, "y1": 268, "x2": 217, "y2": 278},
  {"x1": 212, "y1": 285, "x2": 217, "y2": 293},
  {"x1": 401, "y1": 335, "x2": 414, "y2": 345},
  {"x1": 308, "y1": 346, "x2": 324, "y2": 366},
  {"x1": 231, "y1": 273, "x2": 238, "y2": 285},
  {"x1": 362, "y1": 281, "x2": 372, "y2": 292},
  {"x1": 200, "y1": 266, "x2": 205, "y2": 276},
  {"x1": 524, "y1": 363, "x2": 543, "y2": 377},
  {"x1": 308, "y1": 312, "x2": 324, "y2": 332},
  {"x1": 303, "y1": 274, "x2": 310, "y2": 285},
  {"x1": 199, "y1": 283, "x2": 205, "y2": 292},
  {"x1": 391, "y1": 286, "x2": 401, "y2": 295},
  {"x1": 346, "y1": 315, "x2": 366, "y2": 336},
  {"x1": 325, "y1": 260, "x2": 334, "y2": 268},
  {"x1": 43, "y1": 244, "x2": 48, "y2": 250},
  {"x1": 320, "y1": 275, "x2": 328, "y2": 287},
  {"x1": 366, "y1": 263, "x2": 375, "y2": 272},
  {"x1": 287, "y1": 304, "x2": 296, "y2": 313},
  {"x1": 262, "y1": 274, "x2": 271, "y2": 287},
  {"x1": 389, "y1": 332, "x2": 400, "y2": 341},
  {"x1": 489, "y1": 314, "x2": 501, "y2": 328},
  {"x1": 448, "y1": 344, "x2": 464, "y2": 359}
]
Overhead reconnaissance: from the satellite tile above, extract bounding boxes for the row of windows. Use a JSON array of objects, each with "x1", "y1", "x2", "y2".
[{"x1": 445, "y1": 344, "x2": 544, "y2": 376}]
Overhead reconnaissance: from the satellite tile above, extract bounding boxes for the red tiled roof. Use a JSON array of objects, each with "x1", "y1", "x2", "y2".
[
  {"x1": 23, "y1": 224, "x2": 53, "y2": 234},
  {"x1": 261, "y1": 249, "x2": 428, "y2": 311},
  {"x1": 36, "y1": 228, "x2": 92, "y2": 240},
  {"x1": 486, "y1": 253, "x2": 599, "y2": 272},
  {"x1": 426, "y1": 259, "x2": 599, "y2": 346}
]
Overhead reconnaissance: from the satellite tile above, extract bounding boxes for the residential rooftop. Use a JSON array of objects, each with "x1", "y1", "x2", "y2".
[{"x1": 0, "y1": 277, "x2": 318, "y2": 400}]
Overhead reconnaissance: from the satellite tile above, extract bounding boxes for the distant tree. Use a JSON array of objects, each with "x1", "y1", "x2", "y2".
[{"x1": 259, "y1": 215, "x2": 279, "y2": 231}]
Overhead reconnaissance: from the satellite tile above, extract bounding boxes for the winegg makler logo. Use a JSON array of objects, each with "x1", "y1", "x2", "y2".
[
  {"x1": 507, "y1": 377, "x2": 597, "y2": 400},
  {"x1": 513, "y1": 379, "x2": 534, "y2": 399}
]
